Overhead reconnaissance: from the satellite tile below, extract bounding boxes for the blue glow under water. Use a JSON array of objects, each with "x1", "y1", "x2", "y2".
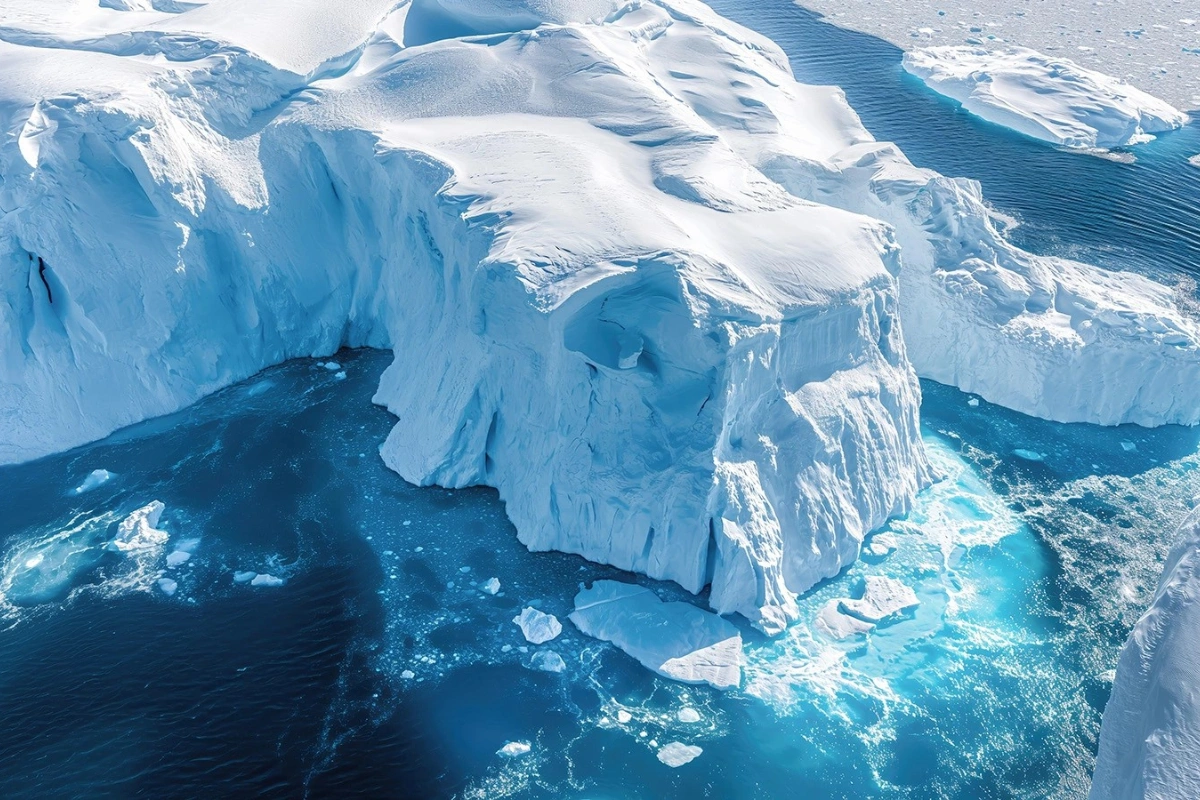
[{"x1": 3, "y1": 7, "x2": 1200, "y2": 799}]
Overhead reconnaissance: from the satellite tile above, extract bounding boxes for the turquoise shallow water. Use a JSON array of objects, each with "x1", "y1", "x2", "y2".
[{"x1": 1, "y1": 5, "x2": 1199, "y2": 799}]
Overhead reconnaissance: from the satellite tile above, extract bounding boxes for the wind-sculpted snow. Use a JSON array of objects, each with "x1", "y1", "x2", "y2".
[
  {"x1": 903, "y1": 46, "x2": 1188, "y2": 150},
  {"x1": 1091, "y1": 509, "x2": 1200, "y2": 800},
  {"x1": 0, "y1": 0, "x2": 1195, "y2": 631}
]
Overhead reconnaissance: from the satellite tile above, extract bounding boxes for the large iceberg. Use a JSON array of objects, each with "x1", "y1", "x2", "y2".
[
  {"x1": 1090, "y1": 509, "x2": 1200, "y2": 800},
  {"x1": 0, "y1": 0, "x2": 1197, "y2": 631},
  {"x1": 902, "y1": 46, "x2": 1188, "y2": 149}
]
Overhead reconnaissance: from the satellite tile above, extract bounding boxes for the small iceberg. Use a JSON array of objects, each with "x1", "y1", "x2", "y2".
[
  {"x1": 839, "y1": 576, "x2": 920, "y2": 624},
  {"x1": 513, "y1": 607, "x2": 561, "y2": 644},
  {"x1": 529, "y1": 650, "x2": 566, "y2": 673},
  {"x1": 72, "y1": 469, "x2": 113, "y2": 495},
  {"x1": 1013, "y1": 449, "x2": 1045, "y2": 462},
  {"x1": 165, "y1": 550, "x2": 191, "y2": 567},
  {"x1": 677, "y1": 707, "x2": 701, "y2": 724},
  {"x1": 480, "y1": 577, "x2": 501, "y2": 595},
  {"x1": 497, "y1": 741, "x2": 531, "y2": 757},
  {"x1": 110, "y1": 502, "x2": 169, "y2": 553},
  {"x1": 570, "y1": 581, "x2": 743, "y2": 690},
  {"x1": 157, "y1": 577, "x2": 178, "y2": 596},
  {"x1": 232, "y1": 570, "x2": 257, "y2": 584},
  {"x1": 250, "y1": 574, "x2": 285, "y2": 588},
  {"x1": 657, "y1": 742, "x2": 702, "y2": 768}
]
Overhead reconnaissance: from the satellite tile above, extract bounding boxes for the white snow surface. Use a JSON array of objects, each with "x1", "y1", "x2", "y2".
[
  {"x1": 903, "y1": 46, "x2": 1188, "y2": 149},
  {"x1": 1, "y1": 0, "x2": 1197, "y2": 630},
  {"x1": 570, "y1": 580, "x2": 743, "y2": 689},
  {"x1": 1091, "y1": 509, "x2": 1200, "y2": 800}
]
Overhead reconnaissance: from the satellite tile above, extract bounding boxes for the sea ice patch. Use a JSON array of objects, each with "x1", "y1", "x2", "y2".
[
  {"x1": 110, "y1": 502, "x2": 169, "y2": 553},
  {"x1": 656, "y1": 742, "x2": 703, "y2": 767},
  {"x1": 513, "y1": 607, "x2": 561, "y2": 644},
  {"x1": 497, "y1": 741, "x2": 531, "y2": 757},
  {"x1": 839, "y1": 576, "x2": 920, "y2": 623},
  {"x1": 570, "y1": 581, "x2": 743, "y2": 689},
  {"x1": 529, "y1": 650, "x2": 566, "y2": 673}
]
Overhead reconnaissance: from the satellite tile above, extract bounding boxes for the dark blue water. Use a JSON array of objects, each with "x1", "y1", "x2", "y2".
[{"x1": 709, "y1": 0, "x2": 1200, "y2": 284}]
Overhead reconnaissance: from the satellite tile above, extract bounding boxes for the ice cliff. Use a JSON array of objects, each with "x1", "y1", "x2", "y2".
[
  {"x1": 1091, "y1": 509, "x2": 1200, "y2": 800},
  {"x1": 1, "y1": 0, "x2": 1197, "y2": 630},
  {"x1": 903, "y1": 46, "x2": 1188, "y2": 149}
]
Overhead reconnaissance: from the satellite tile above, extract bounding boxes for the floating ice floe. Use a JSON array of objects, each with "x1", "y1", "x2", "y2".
[
  {"x1": 840, "y1": 576, "x2": 920, "y2": 623},
  {"x1": 165, "y1": 550, "x2": 191, "y2": 567},
  {"x1": 677, "y1": 707, "x2": 702, "y2": 724},
  {"x1": 110, "y1": 502, "x2": 169, "y2": 553},
  {"x1": 250, "y1": 574, "x2": 285, "y2": 588},
  {"x1": 513, "y1": 607, "x2": 561, "y2": 644},
  {"x1": 232, "y1": 571, "x2": 257, "y2": 584},
  {"x1": 1013, "y1": 449, "x2": 1045, "y2": 462},
  {"x1": 570, "y1": 581, "x2": 742, "y2": 690},
  {"x1": 1188, "y1": 155, "x2": 1200, "y2": 169},
  {"x1": 902, "y1": 46, "x2": 1188, "y2": 148},
  {"x1": 157, "y1": 578, "x2": 178, "y2": 596},
  {"x1": 72, "y1": 469, "x2": 113, "y2": 495},
  {"x1": 656, "y1": 742, "x2": 703, "y2": 768},
  {"x1": 322, "y1": 362, "x2": 341, "y2": 371},
  {"x1": 529, "y1": 650, "x2": 566, "y2": 673},
  {"x1": 481, "y1": 577, "x2": 501, "y2": 595},
  {"x1": 497, "y1": 741, "x2": 531, "y2": 758}
]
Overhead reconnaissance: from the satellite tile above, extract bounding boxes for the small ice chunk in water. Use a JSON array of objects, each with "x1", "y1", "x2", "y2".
[
  {"x1": 322, "y1": 361, "x2": 341, "y2": 371},
  {"x1": 73, "y1": 469, "x2": 113, "y2": 494},
  {"x1": 967, "y1": 397, "x2": 980, "y2": 407},
  {"x1": 530, "y1": 650, "x2": 566, "y2": 673},
  {"x1": 400, "y1": 669, "x2": 416, "y2": 680},
  {"x1": 839, "y1": 576, "x2": 920, "y2": 623},
  {"x1": 617, "y1": 710, "x2": 633, "y2": 724},
  {"x1": 513, "y1": 607, "x2": 562, "y2": 644},
  {"x1": 157, "y1": 577, "x2": 178, "y2": 596},
  {"x1": 497, "y1": 741, "x2": 531, "y2": 757},
  {"x1": 1189, "y1": 154, "x2": 1200, "y2": 168},
  {"x1": 501, "y1": 644, "x2": 513, "y2": 653},
  {"x1": 251, "y1": 574, "x2": 285, "y2": 587},
  {"x1": 1121, "y1": 440, "x2": 1137, "y2": 452},
  {"x1": 233, "y1": 571, "x2": 257, "y2": 584},
  {"x1": 677, "y1": 707, "x2": 702, "y2": 724},
  {"x1": 110, "y1": 501, "x2": 169, "y2": 553},
  {"x1": 865, "y1": 533, "x2": 898, "y2": 557},
  {"x1": 1013, "y1": 449, "x2": 1044, "y2": 462},
  {"x1": 657, "y1": 742, "x2": 702, "y2": 767},
  {"x1": 816, "y1": 599, "x2": 876, "y2": 639},
  {"x1": 166, "y1": 550, "x2": 191, "y2": 567},
  {"x1": 335, "y1": 371, "x2": 347, "y2": 380},
  {"x1": 481, "y1": 578, "x2": 501, "y2": 595}
]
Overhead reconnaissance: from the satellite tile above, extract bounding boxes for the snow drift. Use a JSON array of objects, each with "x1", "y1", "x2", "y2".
[
  {"x1": 0, "y1": 0, "x2": 1197, "y2": 629},
  {"x1": 1091, "y1": 509, "x2": 1200, "y2": 800},
  {"x1": 903, "y1": 46, "x2": 1188, "y2": 149}
]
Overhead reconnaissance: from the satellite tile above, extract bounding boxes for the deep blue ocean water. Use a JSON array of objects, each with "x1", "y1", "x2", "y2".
[{"x1": 2, "y1": 5, "x2": 1200, "y2": 800}]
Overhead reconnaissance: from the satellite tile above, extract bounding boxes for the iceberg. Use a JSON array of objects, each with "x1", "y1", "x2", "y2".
[
  {"x1": 657, "y1": 742, "x2": 703, "y2": 768},
  {"x1": 569, "y1": 581, "x2": 743, "y2": 690},
  {"x1": 513, "y1": 607, "x2": 561, "y2": 645},
  {"x1": 110, "y1": 502, "x2": 169, "y2": 553},
  {"x1": 497, "y1": 741, "x2": 531, "y2": 758},
  {"x1": 250, "y1": 574, "x2": 285, "y2": 588},
  {"x1": 1090, "y1": 509, "x2": 1200, "y2": 800},
  {"x1": 0, "y1": 0, "x2": 1196, "y2": 632},
  {"x1": 72, "y1": 469, "x2": 113, "y2": 495},
  {"x1": 902, "y1": 46, "x2": 1188, "y2": 149},
  {"x1": 529, "y1": 650, "x2": 566, "y2": 673}
]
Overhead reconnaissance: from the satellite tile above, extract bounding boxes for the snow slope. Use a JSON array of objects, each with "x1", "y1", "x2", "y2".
[
  {"x1": 1, "y1": 0, "x2": 1198, "y2": 629},
  {"x1": 1091, "y1": 509, "x2": 1200, "y2": 800},
  {"x1": 903, "y1": 46, "x2": 1188, "y2": 149}
]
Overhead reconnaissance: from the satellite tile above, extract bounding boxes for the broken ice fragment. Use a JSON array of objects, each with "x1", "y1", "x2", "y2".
[
  {"x1": 497, "y1": 741, "x2": 531, "y2": 757},
  {"x1": 530, "y1": 650, "x2": 566, "y2": 673},
  {"x1": 657, "y1": 742, "x2": 702, "y2": 767},
  {"x1": 839, "y1": 576, "x2": 919, "y2": 623},
  {"x1": 72, "y1": 469, "x2": 113, "y2": 495},
  {"x1": 513, "y1": 607, "x2": 562, "y2": 644},
  {"x1": 481, "y1": 577, "x2": 501, "y2": 595}
]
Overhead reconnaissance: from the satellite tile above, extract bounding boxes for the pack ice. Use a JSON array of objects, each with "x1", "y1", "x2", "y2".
[
  {"x1": 903, "y1": 46, "x2": 1188, "y2": 149},
  {"x1": 1090, "y1": 509, "x2": 1200, "y2": 800},
  {"x1": 0, "y1": 0, "x2": 1197, "y2": 633}
]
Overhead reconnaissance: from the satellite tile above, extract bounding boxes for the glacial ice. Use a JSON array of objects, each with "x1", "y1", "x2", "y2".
[
  {"x1": 513, "y1": 607, "x2": 561, "y2": 644},
  {"x1": 250, "y1": 574, "x2": 285, "y2": 588},
  {"x1": 72, "y1": 469, "x2": 113, "y2": 495},
  {"x1": 497, "y1": 741, "x2": 532, "y2": 758},
  {"x1": 232, "y1": 571, "x2": 257, "y2": 584},
  {"x1": 656, "y1": 742, "x2": 703, "y2": 768},
  {"x1": 839, "y1": 575, "x2": 919, "y2": 623},
  {"x1": 569, "y1": 581, "x2": 742, "y2": 690},
  {"x1": 1091, "y1": 509, "x2": 1200, "y2": 800},
  {"x1": 110, "y1": 502, "x2": 169, "y2": 553},
  {"x1": 676, "y1": 707, "x2": 701, "y2": 724},
  {"x1": 157, "y1": 577, "x2": 178, "y2": 596},
  {"x1": 529, "y1": 650, "x2": 566, "y2": 673},
  {"x1": 165, "y1": 550, "x2": 191, "y2": 567},
  {"x1": 0, "y1": 0, "x2": 1197, "y2": 633},
  {"x1": 480, "y1": 578, "x2": 501, "y2": 596},
  {"x1": 903, "y1": 46, "x2": 1188, "y2": 149},
  {"x1": 1191, "y1": 155, "x2": 1200, "y2": 169}
]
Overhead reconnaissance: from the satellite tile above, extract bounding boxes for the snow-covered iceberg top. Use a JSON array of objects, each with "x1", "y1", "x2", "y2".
[
  {"x1": 903, "y1": 46, "x2": 1188, "y2": 149},
  {"x1": 569, "y1": 581, "x2": 743, "y2": 689},
  {"x1": 1091, "y1": 508, "x2": 1200, "y2": 800}
]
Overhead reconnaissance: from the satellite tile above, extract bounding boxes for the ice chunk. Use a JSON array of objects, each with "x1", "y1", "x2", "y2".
[
  {"x1": 497, "y1": 741, "x2": 531, "y2": 758},
  {"x1": 1190, "y1": 155, "x2": 1200, "y2": 169},
  {"x1": 250, "y1": 574, "x2": 285, "y2": 587},
  {"x1": 677, "y1": 707, "x2": 702, "y2": 724},
  {"x1": 903, "y1": 46, "x2": 1187, "y2": 148},
  {"x1": 233, "y1": 571, "x2": 258, "y2": 584},
  {"x1": 816, "y1": 599, "x2": 876, "y2": 640},
  {"x1": 864, "y1": 533, "x2": 898, "y2": 557},
  {"x1": 529, "y1": 650, "x2": 566, "y2": 673},
  {"x1": 481, "y1": 577, "x2": 501, "y2": 595},
  {"x1": 157, "y1": 577, "x2": 178, "y2": 596},
  {"x1": 165, "y1": 550, "x2": 191, "y2": 567},
  {"x1": 334, "y1": 371, "x2": 347, "y2": 380},
  {"x1": 967, "y1": 398, "x2": 980, "y2": 407},
  {"x1": 110, "y1": 502, "x2": 169, "y2": 553},
  {"x1": 1013, "y1": 449, "x2": 1044, "y2": 462},
  {"x1": 513, "y1": 607, "x2": 562, "y2": 644},
  {"x1": 570, "y1": 581, "x2": 742, "y2": 690},
  {"x1": 400, "y1": 669, "x2": 415, "y2": 680},
  {"x1": 616, "y1": 710, "x2": 632, "y2": 724},
  {"x1": 656, "y1": 742, "x2": 703, "y2": 768},
  {"x1": 322, "y1": 362, "x2": 341, "y2": 371},
  {"x1": 1120, "y1": 441, "x2": 1137, "y2": 452},
  {"x1": 839, "y1": 576, "x2": 920, "y2": 623},
  {"x1": 72, "y1": 469, "x2": 113, "y2": 495}
]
